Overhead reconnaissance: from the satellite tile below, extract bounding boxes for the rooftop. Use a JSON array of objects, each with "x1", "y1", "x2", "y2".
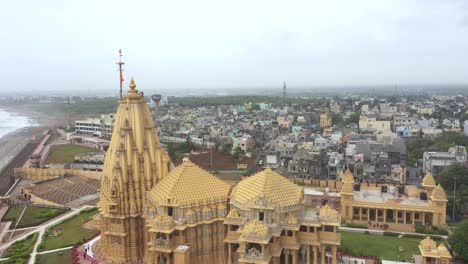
[{"x1": 354, "y1": 187, "x2": 430, "y2": 207}]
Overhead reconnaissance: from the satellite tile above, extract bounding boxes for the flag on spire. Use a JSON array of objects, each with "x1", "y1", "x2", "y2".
[{"x1": 119, "y1": 49, "x2": 124, "y2": 83}]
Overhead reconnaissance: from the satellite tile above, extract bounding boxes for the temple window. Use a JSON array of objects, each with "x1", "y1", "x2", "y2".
[
  {"x1": 168, "y1": 207, "x2": 173, "y2": 216},
  {"x1": 259, "y1": 212, "x2": 264, "y2": 221},
  {"x1": 299, "y1": 225, "x2": 307, "y2": 232},
  {"x1": 324, "y1": 225, "x2": 334, "y2": 232}
]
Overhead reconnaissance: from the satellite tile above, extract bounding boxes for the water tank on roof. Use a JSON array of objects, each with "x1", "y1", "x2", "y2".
[{"x1": 420, "y1": 192, "x2": 428, "y2": 200}]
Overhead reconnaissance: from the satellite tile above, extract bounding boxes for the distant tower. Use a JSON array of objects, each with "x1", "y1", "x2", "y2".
[
  {"x1": 116, "y1": 49, "x2": 125, "y2": 99},
  {"x1": 151, "y1": 94, "x2": 162, "y2": 122},
  {"x1": 282, "y1": 80, "x2": 287, "y2": 107}
]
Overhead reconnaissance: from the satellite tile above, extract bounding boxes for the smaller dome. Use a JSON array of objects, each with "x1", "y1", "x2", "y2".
[
  {"x1": 242, "y1": 220, "x2": 268, "y2": 238},
  {"x1": 420, "y1": 237, "x2": 437, "y2": 251},
  {"x1": 153, "y1": 215, "x2": 173, "y2": 225},
  {"x1": 319, "y1": 204, "x2": 339, "y2": 220},
  {"x1": 227, "y1": 209, "x2": 240, "y2": 218},
  {"x1": 422, "y1": 172, "x2": 436, "y2": 187},
  {"x1": 431, "y1": 184, "x2": 447, "y2": 201},
  {"x1": 217, "y1": 204, "x2": 226, "y2": 210},
  {"x1": 202, "y1": 206, "x2": 211, "y2": 213}
]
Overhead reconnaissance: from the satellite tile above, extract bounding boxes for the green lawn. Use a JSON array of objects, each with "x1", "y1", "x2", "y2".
[
  {"x1": 47, "y1": 144, "x2": 95, "y2": 164},
  {"x1": 340, "y1": 232, "x2": 421, "y2": 262},
  {"x1": 39, "y1": 208, "x2": 99, "y2": 251},
  {"x1": 2, "y1": 232, "x2": 38, "y2": 264},
  {"x1": 3, "y1": 206, "x2": 67, "y2": 229},
  {"x1": 36, "y1": 249, "x2": 72, "y2": 264}
]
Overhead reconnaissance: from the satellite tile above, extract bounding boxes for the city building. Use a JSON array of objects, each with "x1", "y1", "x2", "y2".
[
  {"x1": 423, "y1": 145, "x2": 467, "y2": 175},
  {"x1": 232, "y1": 135, "x2": 255, "y2": 153},
  {"x1": 75, "y1": 113, "x2": 115, "y2": 138},
  {"x1": 319, "y1": 113, "x2": 332, "y2": 128},
  {"x1": 341, "y1": 171, "x2": 447, "y2": 229}
]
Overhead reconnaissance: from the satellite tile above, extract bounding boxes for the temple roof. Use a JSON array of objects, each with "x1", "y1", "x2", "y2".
[
  {"x1": 242, "y1": 219, "x2": 269, "y2": 238},
  {"x1": 422, "y1": 172, "x2": 436, "y2": 188},
  {"x1": 230, "y1": 167, "x2": 302, "y2": 208},
  {"x1": 147, "y1": 158, "x2": 231, "y2": 206},
  {"x1": 419, "y1": 237, "x2": 452, "y2": 259},
  {"x1": 430, "y1": 184, "x2": 447, "y2": 201}
]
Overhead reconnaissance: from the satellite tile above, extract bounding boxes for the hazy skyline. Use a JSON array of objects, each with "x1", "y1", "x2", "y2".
[{"x1": 2, "y1": 0, "x2": 468, "y2": 92}]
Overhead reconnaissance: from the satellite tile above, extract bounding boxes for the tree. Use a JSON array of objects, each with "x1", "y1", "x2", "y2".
[
  {"x1": 448, "y1": 220, "x2": 468, "y2": 261},
  {"x1": 348, "y1": 113, "x2": 360, "y2": 124},
  {"x1": 437, "y1": 164, "x2": 468, "y2": 219},
  {"x1": 233, "y1": 146, "x2": 245, "y2": 160}
]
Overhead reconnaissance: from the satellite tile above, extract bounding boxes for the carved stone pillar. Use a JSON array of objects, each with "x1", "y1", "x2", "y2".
[
  {"x1": 313, "y1": 246, "x2": 318, "y2": 264},
  {"x1": 321, "y1": 246, "x2": 325, "y2": 264},
  {"x1": 306, "y1": 245, "x2": 311, "y2": 264}
]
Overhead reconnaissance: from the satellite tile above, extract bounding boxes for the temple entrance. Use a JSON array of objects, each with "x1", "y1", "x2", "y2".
[{"x1": 369, "y1": 208, "x2": 375, "y2": 221}]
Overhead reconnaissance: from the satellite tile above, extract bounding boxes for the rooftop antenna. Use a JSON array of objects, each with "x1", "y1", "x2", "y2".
[{"x1": 116, "y1": 49, "x2": 125, "y2": 99}]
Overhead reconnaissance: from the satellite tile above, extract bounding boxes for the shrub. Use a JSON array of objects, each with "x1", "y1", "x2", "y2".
[
  {"x1": 383, "y1": 231, "x2": 400, "y2": 237},
  {"x1": 345, "y1": 223, "x2": 368, "y2": 229}
]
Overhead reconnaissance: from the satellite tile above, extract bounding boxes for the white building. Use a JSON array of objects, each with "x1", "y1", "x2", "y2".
[
  {"x1": 423, "y1": 145, "x2": 467, "y2": 175},
  {"x1": 393, "y1": 112, "x2": 416, "y2": 131},
  {"x1": 232, "y1": 135, "x2": 255, "y2": 153},
  {"x1": 75, "y1": 114, "x2": 115, "y2": 138}
]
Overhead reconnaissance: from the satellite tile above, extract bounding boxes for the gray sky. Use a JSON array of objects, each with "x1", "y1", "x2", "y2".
[{"x1": 2, "y1": 0, "x2": 468, "y2": 92}]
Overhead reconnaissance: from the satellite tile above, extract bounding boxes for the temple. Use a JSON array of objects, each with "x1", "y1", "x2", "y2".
[
  {"x1": 97, "y1": 79, "x2": 172, "y2": 263},
  {"x1": 96, "y1": 80, "x2": 341, "y2": 264},
  {"x1": 418, "y1": 237, "x2": 452, "y2": 264}
]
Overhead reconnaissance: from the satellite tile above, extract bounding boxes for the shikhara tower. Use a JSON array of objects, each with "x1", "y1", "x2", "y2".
[{"x1": 98, "y1": 79, "x2": 171, "y2": 263}]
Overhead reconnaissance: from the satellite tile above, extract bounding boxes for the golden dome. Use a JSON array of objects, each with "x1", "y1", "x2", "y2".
[
  {"x1": 420, "y1": 237, "x2": 437, "y2": 251},
  {"x1": 422, "y1": 172, "x2": 436, "y2": 188},
  {"x1": 147, "y1": 159, "x2": 231, "y2": 206},
  {"x1": 129, "y1": 78, "x2": 137, "y2": 90},
  {"x1": 227, "y1": 209, "x2": 240, "y2": 218},
  {"x1": 230, "y1": 167, "x2": 302, "y2": 208},
  {"x1": 242, "y1": 219, "x2": 268, "y2": 238},
  {"x1": 430, "y1": 184, "x2": 447, "y2": 201},
  {"x1": 319, "y1": 204, "x2": 340, "y2": 220}
]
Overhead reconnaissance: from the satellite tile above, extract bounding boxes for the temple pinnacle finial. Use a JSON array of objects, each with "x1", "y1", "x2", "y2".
[{"x1": 129, "y1": 78, "x2": 136, "y2": 90}]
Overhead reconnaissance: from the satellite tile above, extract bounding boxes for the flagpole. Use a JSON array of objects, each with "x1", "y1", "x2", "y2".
[{"x1": 116, "y1": 49, "x2": 125, "y2": 99}]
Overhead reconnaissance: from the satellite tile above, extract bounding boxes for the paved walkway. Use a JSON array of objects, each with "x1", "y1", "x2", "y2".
[{"x1": 0, "y1": 205, "x2": 96, "y2": 264}]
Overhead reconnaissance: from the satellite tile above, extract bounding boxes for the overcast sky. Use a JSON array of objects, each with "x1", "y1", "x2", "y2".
[{"x1": 2, "y1": 0, "x2": 468, "y2": 93}]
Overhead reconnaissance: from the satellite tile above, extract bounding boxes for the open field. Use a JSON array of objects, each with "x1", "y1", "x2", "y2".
[
  {"x1": 3, "y1": 206, "x2": 67, "y2": 229},
  {"x1": 36, "y1": 249, "x2": 72, "y2": 264},
  {"x1": 47, "y1": 144, "x2": 95, "y2": 164},
  {"x1": 39, "y1": 208, "x2": 99, "y2": 251},
  {"x1": 340, "y1": 231, "x2": 421, "y2": 262}
]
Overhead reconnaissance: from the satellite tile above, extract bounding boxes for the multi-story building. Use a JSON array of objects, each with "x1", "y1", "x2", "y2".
[
  {"x1": 319, "y1": 113, "x2": 332, "y2": 128},
  {"x1": 232, "y1": 135, "x2": 255, "y2": 153},
  {"x1": 393, "y1": 112, "x2": 416, "y2": 131},
  {"x1": 341, "y1": 171, "x2": 448, "y2": 229},
  {"x1": 75, "y1": 113, "x2": 115, "y2": 138},
  {"x1": 423, "y1": 145, "x2": 467, "y2": 174}
]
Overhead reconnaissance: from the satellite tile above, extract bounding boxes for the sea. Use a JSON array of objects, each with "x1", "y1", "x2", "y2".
[{"x1": 0, "y1": 109, "x2": 37, "y2": 139}]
